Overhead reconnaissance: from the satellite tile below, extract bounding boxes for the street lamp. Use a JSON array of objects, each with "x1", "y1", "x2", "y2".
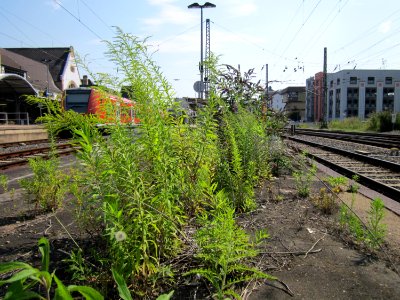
[
  {"x1": 41, "y1": 59, "x2": 52, "y2": 98},
  {"x1": 41, "y1": 59, "x2": 52, "y2": 119},
  {"x1": 188, "y1": 2, "x2": 216, "y2": 99}
]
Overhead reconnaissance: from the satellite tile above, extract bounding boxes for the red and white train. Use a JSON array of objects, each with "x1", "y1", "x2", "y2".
[{"x1": 62, "y1": 87, "x2": 139, "y2": 124}]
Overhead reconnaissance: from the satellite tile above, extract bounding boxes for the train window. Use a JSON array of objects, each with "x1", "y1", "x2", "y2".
[{"x1": 65, "y1": 89, "x2": 91, "y2": 113}]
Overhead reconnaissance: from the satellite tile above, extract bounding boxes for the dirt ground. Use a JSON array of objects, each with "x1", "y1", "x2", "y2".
[
  {"x1": 245, "y1": 173, "x2": 400, "y2": 299},
  {"x1": 1, "y1": 164, "x2": 400, "y2": 299}
]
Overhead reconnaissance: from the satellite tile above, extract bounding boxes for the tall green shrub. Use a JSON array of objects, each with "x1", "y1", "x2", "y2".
[
  {"x1": 185, "y1": 191, "x2": 275, "y2": 300},
  {"x1": 69, "y1": 30, "x2": 225, "y2": 296},
  {"x1": 27, "y1": 30, "x2": 284, "y2": 298},
  {"x1": 19, "y1": 151, "x2": 70, "y2": 211},
  {"x1": 216, "y1": 107, "x2": 271, "y2": 212},
  {"x1": 367, "y1": 111, "x2": 396, "y2": 132}
]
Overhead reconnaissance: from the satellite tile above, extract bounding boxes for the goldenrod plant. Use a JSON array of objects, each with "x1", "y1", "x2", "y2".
[
  {"x1": 339, "y1": 198, "x2": 386, "y2": 249},
  {"x1": 19, "y1": 150, "x2": 70, "y2": 211},
  {"x1": 3, "y1": 29, "x2": 286, "y2": 298},
  {"x1": 185, "y1": 192, "x2": 275, "y2": 300}
]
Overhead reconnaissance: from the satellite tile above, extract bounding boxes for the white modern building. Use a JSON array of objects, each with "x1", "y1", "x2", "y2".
[{"x1": 326, "y1": 69, "x2": 400, "y2": 120}]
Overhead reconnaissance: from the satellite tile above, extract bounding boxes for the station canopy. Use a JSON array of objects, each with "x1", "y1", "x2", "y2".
[{"x1": 0, "y1": 73, "x2": 37, "y2": 96}]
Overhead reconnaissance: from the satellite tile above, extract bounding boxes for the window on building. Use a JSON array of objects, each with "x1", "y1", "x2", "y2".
[
  {"x1": 383, "y1": 88, "x2": 394, "y2": 112},
  {"x1": 350, "y1": 77, "x2": 357, "y2": 84},
  {"x1": 337, "y1": 78, "x2": 340, "y2": 85},
  {"x1": 329, "y1": 90, "x2": 333, "y2": 118},
  {"x1": 330, "y1": 80, "x2": 333, "y2": 88},
  {"x1": 368, "y1": 77, "x2": 375, "y2": 84},
  {"x1": 385, "y1": 77, "x2": 393, "y2": 84},
  {"x1": 287, "y1": 91, "x2": 299, "y2": 101},
  {"x1": 335, "y1": 89, "x2": 341, "y2": 118},
  {"x1": 347, "y1": 88, "x2": 359, "y2": 117},
  {"x1": 365, "y1": 88, "x2": 376, "y2": 117}
]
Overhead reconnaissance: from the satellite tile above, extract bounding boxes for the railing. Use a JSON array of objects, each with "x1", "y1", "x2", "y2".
[{"x1": 0, "y1": 112, "x2": 30, "y2": 125}]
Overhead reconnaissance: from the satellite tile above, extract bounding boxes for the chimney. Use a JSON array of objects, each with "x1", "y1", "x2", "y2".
[{"x1": 82, "y1": 75, "x2": 88, "y2": 86}]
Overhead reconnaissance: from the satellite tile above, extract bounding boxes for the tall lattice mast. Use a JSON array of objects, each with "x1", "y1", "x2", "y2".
[{"x1": 205, "y1": 18, "x2": 211, "y2": 99}]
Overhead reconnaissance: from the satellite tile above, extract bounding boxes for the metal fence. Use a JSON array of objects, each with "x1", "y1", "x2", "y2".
[{"x1": 0, "y1": 112, "x2": 30, "y2": 125}]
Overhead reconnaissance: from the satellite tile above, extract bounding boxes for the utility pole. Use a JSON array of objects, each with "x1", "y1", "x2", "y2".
[
  {"x1": 205, "y1": 18, "x2": 211, "y2": 99},
  {"x1": 322, "y1": 47, "x2": 328, "y2": 128},
  {"x1": 266, "y1": 63, "x2": 268, "y2": 104},
  {"x1": 188, "y1": 2, "x2": 216, "y2": 99}
]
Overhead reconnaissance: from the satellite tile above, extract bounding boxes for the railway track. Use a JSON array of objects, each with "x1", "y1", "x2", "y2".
[
  {"x1": 286, "y1": 134, "x2": 400, "y2": 202},
  {"x1": 0, "y1": 142, "x2": 77, "y2": 170},
  {"x1": 293, "y1": 128, "x2": 400, "y2": 149},
  {"x1": 0, "y1": 139, "x2": 51, "y2": 149}
]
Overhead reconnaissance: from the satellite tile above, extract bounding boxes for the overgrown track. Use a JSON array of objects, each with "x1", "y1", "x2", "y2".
[
  {"x1": 294, "y1": 128, "x2": 400, "y2": 149},
  {"x1": 0, "y1": 139, "x2": 51, "y2": 149},
  {"x1": 0, "y1": 142, "x2": 77, "y2": 170},
  {"x1": 286, "y1": 135, "x2": 400, "y2": 202}
]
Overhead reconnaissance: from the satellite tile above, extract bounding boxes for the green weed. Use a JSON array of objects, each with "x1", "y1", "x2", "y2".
[
  {"x1": 347, "y1": 174, "x2": 360, "y2": 194},
  {"x1": 0, "y1": 174, "x2": 7, "y2": 193},
  {"x1": 186, "y1": 192, "x2": 275, "y2": 299},
  {"x1": 19, "y1": 152, "x2": 69, "y2": 211},
  {"x1": 22, "y1": 29, "x2": 287, "y2": 297},
  {"x1": 312, "y1": 188, "x2": 336, "y2": 214},
  {"x1": 328, "y1": 117, "x2": 368, "y2": 132},
  {"x1": 0, "y1": 237, "x2": 103, "y2": 300},
  {"x1": 365, "y1": 198, "x2": 386, "y2": 248},
  {"x1": 339, "y1": 198, "x2": 386, "y2": 249},
  {"x1": 292, "y1": 152, "x2": 317, "y2": 198},
  {"x1": 323, "y1": 175, "x2": 348, "y2": 193}
]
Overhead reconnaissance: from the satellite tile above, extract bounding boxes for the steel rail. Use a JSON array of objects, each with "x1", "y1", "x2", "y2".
[
  {"x1": 0, "y1": 139, "x2": 51, "y2": 149},
  {"x1": 0, "y1": 144, "x2": 77, "y2": 170},
  {"x1": 286, "y1": 136, "x2": 400, "y2": 201},
  {"x1": 293, "y1": 128, "x2": 400, "y2": 149}
]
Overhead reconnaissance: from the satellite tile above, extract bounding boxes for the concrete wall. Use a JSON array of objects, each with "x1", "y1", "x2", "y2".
[{"x1": 0, "y1": 125, "x2": 48, "y2": 143}]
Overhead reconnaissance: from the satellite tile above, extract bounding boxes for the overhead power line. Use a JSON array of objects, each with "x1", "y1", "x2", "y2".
[
  {"x1": 280, "y1": 0, "x2": 323, "y2": 58},
  {"x1": 341, "y1": 24, "x2": 400, "y2": 66},
  {"x1": 211, "y1": 21, "x2": 282, "y2": 58},
  {"x1": 54, "y1": 0, "x2": 103, "y2": 40},
  {"x1": 0, "y1": 4, "x2": 59, "y2": 45},
  {"x1": 79, "y1": 0, "x2": 115, "y2": 35},
  {"x1": 273, "y1": 0, "x2": 304, "y2": 54},
  {"x1": 0, "y1": 10, "x2": 39, "y2": 46},
  {"x1": 299, "y1": 0, "x2": 350, "y2": 58},
  {"x1": 333, "y1": 7, "x2": 400, "y2": 54}
]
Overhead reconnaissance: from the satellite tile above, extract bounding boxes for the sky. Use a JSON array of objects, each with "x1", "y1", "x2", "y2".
[{"x1": 1, "y1": 0, "x2": 400, "y2": 98}]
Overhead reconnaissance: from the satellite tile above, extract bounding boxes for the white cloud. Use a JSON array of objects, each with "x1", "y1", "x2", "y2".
[
  {"x1": 152, "y1": 27, "x2": 265, "y2": 56},
  {"x1": 379, "y1": 21, "x2": 392, "y2": 33},
  {"x1": 47, "y1": 0, "x2": 61, "y2": 10},
  {"x1": 151, "y1": 32, "x2": 198, "y2": 54},
  {"x1": 143, "y1": 4, "x2": 196, "y2": 26},
  {"x1": 228, "y1": 2, "x2": 257, "y2": 17},
  {"x1": 143, "y1": 0, "x2": 196, "y2": 27},
  {"x1": 147, "y1": 0, "x2": 176, "y2": 5}
]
